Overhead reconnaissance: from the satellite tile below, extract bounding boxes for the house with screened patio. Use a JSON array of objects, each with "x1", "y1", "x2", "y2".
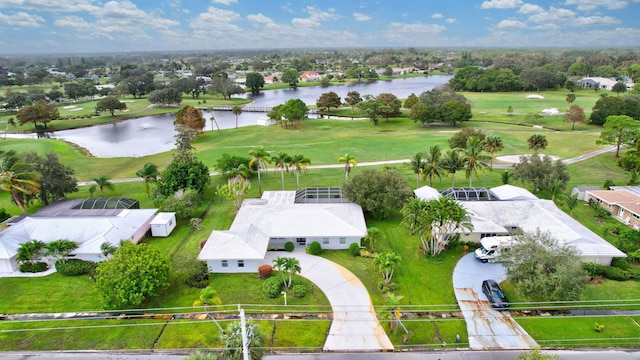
[{"x1": 198, "y1": 188, "x2": 367, "y2": 273}]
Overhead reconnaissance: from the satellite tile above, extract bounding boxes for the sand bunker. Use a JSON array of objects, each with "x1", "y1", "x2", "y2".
[
  {"x1": 63, "y1": 105, "x2": 77, "y2": 109},
  {"x1": 69, "y1": 108, "x2": 84, "y2": 111},
  {"x1": 496, "y1": 154, "x2": 560, "y2": 163},
  {"x1": 541, "y1": 108, "x2": 559, "y2": 115},
  {"x1": 526, "y1": 94, "x2": 544, "y2": 99}
]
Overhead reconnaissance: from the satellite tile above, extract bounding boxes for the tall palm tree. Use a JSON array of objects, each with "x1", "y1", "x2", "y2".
[
  {"x1": 338, "y1": 153, "x2": 357, "y2": 181},
  {"x1": 232, "y1": 105, "x2": 243, "y2": 129},
  {"x1": 0, "y1": 153, "x2": 40, "y2": 214},
  {"x1": 365, "y1": 227, "x2": 383, "y2": 251},
  {"x1": 283, "y1": 257, "x2": 301, "y2": 289},
  {"x1": 463, "y1": 136, "x2": 491, "y2": 187},
  {"x1": 271, "y1": 151, "x2": 291, "y2": 190},
  {"x1": 408, "y1": 152, "x2": 424, "y2": 187},
  {"x1": 136, "y1": 162, "x2": 159, "y2": 198},
  {"x1": 248, "y1": 145, "x2": 271, "y2": 195},
  {"x1": 441, "y1": 149, "x2": 463, "y2": 188},
  {"x1": 288, "y1": 154, "x2": 311, "y2": 190},
  {"x1": 482, "y1": 135, "x2": 504, "y2": 169},
  {"x1": 422, "y1": 145, "x2": 443, "y2": 187},
  {"x1": 89, "y1": 175, "x2": 115, "y2": 197}
]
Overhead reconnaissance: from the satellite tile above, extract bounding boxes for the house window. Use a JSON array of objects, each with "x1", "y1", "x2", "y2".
[
  {"x1": 237, "y1": 260, "x2": 244, "y2": 268},
  {"x1": 221, "y1": 260, "x2": 228, "y2": 268},
  {"x1": 339, "y1": 237, "x2": 346, "y2": 245},
  {"x1": 323, "y1": 238, "x2": 330, "y2": 245}
]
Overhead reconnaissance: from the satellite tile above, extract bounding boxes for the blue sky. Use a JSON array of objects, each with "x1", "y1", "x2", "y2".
[{"x1": 0, "y1": 0, "x2": 639, "y2": 54}]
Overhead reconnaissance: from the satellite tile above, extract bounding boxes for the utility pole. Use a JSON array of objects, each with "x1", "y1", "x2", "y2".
[{"x1": 239, "y1": 305, "x2": 249, "y2": 360}]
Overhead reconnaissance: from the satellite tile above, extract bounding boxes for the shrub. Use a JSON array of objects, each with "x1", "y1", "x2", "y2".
[
  {"x1": 602, "y1": 266, "x2": 630, "y2": 281},
  {"x1": 258, "y1": 264, "x2": 273, "y2": 279},
  {"x1": 263, "y1": 276, "x2": 283, "y2": 298},
  {"x1": 55, "y1": 259, "x2": 96, "y2": 276},
  {"x1": 284, "y1": 242, "x2": 295, "y2": 252},
  {"x1": 19, "y1": 261, "x2": 48, "y2": 273},
  {"x1": 185, "y1": 261, "x2": 209, "y2": 288},
  {"x1": 308, "y1": 241, "x2": 322, "y2": 255},
  {"x1": 627, "y1": 267, "x2": 640, "y2": 280},
  {"x1": 611, "y1": 257, "x2": 630, "y2": 270},
  {"x1": 359, "y1": 249, "x2": 377, "y2": 258},
  {"x1": 292, "y1": 284, "x2": 306, "y2": 298},
  {"x1": 594, "y1": 323, "x2": 605, "y2": 332},
  {"x1": 348, "y1": 242, "x2": 361, "y2": 257},
  {"x1": 377, "y1": 280, "x2": 395, "y2": 294}
]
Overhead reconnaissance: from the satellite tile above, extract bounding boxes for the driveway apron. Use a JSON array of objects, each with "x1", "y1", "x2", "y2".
[
  {"x1": 264, "y1": 249, "x2": 393, "y2": 351},
  {"x1": 453, "y1": 253, "x2": 538, "y2": 350}
]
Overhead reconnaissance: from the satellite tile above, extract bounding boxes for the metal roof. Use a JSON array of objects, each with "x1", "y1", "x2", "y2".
[{"x1": 440, "y1": 187, "x2": 499, "y2": 201}]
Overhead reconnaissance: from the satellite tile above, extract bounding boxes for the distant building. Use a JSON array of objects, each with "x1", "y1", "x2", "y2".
[{"x1": 577, "y1": 77, "x2": 633, "y2": 91}]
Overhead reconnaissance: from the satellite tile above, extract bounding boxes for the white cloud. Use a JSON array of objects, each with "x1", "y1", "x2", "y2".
[
  {"x1": 190, "y1": 6, "x2": 241, "y2": 33},
  {"x1": 528, "y1": 7, "x2": 576, "y2": 24},
  {"x1": 385, "y1": 22, "x2": 446, "y2": 42},
  {"x1": 518, "y1": 3, "x2": 544, "y2": 14},
  {"x1": 0, "y1": 10, "x2": 44, "y2": 27},
  {"x1": 446, "y1": 18, "x2": 456, "y2": 23},
  {"x1": 497, "y1": 19, "x2": 527, "y2": 28},
  {"x1": 481, "y1": 0, "x2": 523, "y2": 9},
  {"x1": 0, "y1": 0, "x2": 99, "y2": 13},
  {"x1": 54, "y1": 15, "x2": 91, "y2": 29},
  {"x1": 431, "y1": 13, "x2": 443, "y2": 19},
  {"x1": 564, "y1": 0, "x2": 628, "y2": 11},
  {"x1": 292, "y1": 6, "x2": 340, "y2": 28},
  {"x1": 353, "y1": 12, "x2": 371, "y2": 21},
  {"x1": 247, "y1": 13, "x2": 275, "y2": 27},
  {"x1": 573, "y1": 15, "x2": 621, "y2": 26},
  {"x1": 212, "y1": 0, "x2": 237, "y2": 4}
]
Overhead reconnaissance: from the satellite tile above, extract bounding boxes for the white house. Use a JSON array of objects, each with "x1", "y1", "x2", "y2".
[
  {"x1": 198, "y1": 188, "x2": 367, "y2": 273},
  {"x1": 577, "y1": 77, "x2": 633, "y2": 91},
  {"x1": 415, "y1": 185, "x2": 626, "y2": 265},
  {"x1": 0, "y1": 198, "x2": 158, "y2": 273}
]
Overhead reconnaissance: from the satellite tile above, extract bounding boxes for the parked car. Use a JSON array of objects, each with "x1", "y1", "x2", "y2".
[{"x1": 481, "y1": 279, "x2": 509, "y2": 309}]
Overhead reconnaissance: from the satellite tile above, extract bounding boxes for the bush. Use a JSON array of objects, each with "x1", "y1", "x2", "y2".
[
  {"x1": 348, "y1": 242, "x2": 361, "y2": 257},
  {"x1": 602, "y1": 266, "x2": 630, "y2": 281},
  {"x1": 308, "y1": 241, "x2": 322, "y2": 255},
  {"x1": 185, "y1": 261, "x2": 209, "y2": 288},
  {"x1": 611, "y1": 257, "x2": 630, "y2": 270},
  {"x1": 359, "y1": 249, "x2": 377, "y2": 258},
  {"x1": 55, "y1": 259, "x2": 96, "y2": 276},
  {"x1": 589, "y1": 201, "x2": 611, "y2": 218},
  {"x1": 19, "y1": 261, "x2": 48, "y2": 273},
  {"x1": 263, "y1": 276, "x2": 283, "y2": 298},
  {"x1": 292, "y1": 284, "x2": 306, "y2": 298},
  {"x1": 258, "y1": 264, "x2": 273, "y2": 279},
  {"x1": 627, "y1": 267, "x2": 640, "y2": 280},
  {"x1": 284, "y1": 242, "x2": 295, "y2": 252},
  {"x1": 377, "y1": 280, "x2": 395, "y2": 294}
]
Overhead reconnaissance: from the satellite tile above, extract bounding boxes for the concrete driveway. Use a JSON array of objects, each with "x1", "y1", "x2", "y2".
[
  {"x1": 453, "y1": 253, "x2": 538, "y2": 350},
  {"x1": 264, "y1": 249, "x2": 393, "y2": 351}
]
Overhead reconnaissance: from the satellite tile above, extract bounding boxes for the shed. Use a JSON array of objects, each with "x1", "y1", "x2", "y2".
[
  {"x1": 257, "y1": 116, "x2": 276, "y2": 126},
  {"x1": 150, "y1": 212, "x2": 176, "y2": 237}
]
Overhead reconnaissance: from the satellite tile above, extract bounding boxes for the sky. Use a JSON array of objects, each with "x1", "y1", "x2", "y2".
[{"x1": 0, "y1": 0, "x2": 639, "y2": 54}]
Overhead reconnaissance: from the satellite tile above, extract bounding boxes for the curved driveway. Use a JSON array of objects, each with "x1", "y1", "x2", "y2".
[
  {"x1": 263, "y1": 249, "x2": 393, "y2": 352},
  {"x1": 453, "y1": 253, "x2": 538, "y2": 350}
]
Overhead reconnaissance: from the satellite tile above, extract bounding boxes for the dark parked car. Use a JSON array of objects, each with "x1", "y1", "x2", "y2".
[{"x1": 482, "y1": 279, "x2": 509, "y2": 309}]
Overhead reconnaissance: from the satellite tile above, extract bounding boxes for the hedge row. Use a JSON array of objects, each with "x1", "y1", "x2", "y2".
[{"x1": 55, "y1": 259, "x2": 96, "y2": 276}]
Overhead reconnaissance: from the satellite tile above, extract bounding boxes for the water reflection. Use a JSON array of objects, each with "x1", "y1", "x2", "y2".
[{"x1": 8, "y1": 75, "x2": 452, "y2": 158}]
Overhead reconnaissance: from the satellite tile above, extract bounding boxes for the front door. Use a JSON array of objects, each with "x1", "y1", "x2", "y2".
[{"x1": 296, "y1": 237, "x2": 306, "y2": 246}]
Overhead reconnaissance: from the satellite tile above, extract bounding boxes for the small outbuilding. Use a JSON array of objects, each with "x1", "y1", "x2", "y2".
[{"x1": 150, "y1": 212, "x2": 177, "y2": 237}]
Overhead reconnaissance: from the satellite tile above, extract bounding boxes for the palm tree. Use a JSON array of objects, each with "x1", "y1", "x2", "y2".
[
  {"x1": 563, "y1": 193, "x2": 579, "y2": 217},
  {"x1": 272, "y1": 256, "x2": 287, "y2": 285},
  {"x1": 221, "y1": 321, "x2": 265, "y2": 360},
  {"x1": 271, "y1": 151, "x2": 291, "y2": 190},
  {"x1": 338, "y1": 153, "x2": 357, "y2": 181},
  {"x1": 100, "y1": 242, "x2": 118, "y2": 258},
  {"x1": 44, "y1": 239, "x2": 78, "y2": 264},
  {"x1": 422, "y1": 145, "x2": 443, "y2": 187},
  {"x1": 288, "y1": 154, "x2": 311, "y2": 190},
  {"x1": 441, "y1": 149, "x2": 463, "y2": 188},
  {"x1": 232, "y1": 105, "x2": 243, "y2": 129},
  {"x1": 283, "y1": 257, "x2": 301, "y2": 289},
  {"x1": 482, "y1": 135, "x2": 504, "y2": 169},
  {"x1": 136, "y1": 162, "x2": 159, "y2": 198},
  {"x1": 463, "y1": 136, "x2": 491, "y2": 187},
  {"x1": 408, "y1": 152, "x2": 424, "y2": 187},
  {"x1": 527, "y1": 134, "x2": 548, "y2": 154},
  {"x1": 0, "y1": 152, "x2": 40, "y2": 214},
  {"x1": 192, "y1": 286, "x2": 224, "y2": 333},
  {"x1": 16, "y1": 240, "x2": 45, "y2": 265},
  {"x1": 566, "y1": 92, "x2": 576, "y2": 107},
  {"x1": 248, "y1": 145, "x2": 271, "y2": 195},
  {"x1": 89, "y1": 175, "x2": 115, "y2": 197},
  {"x1": 365, "y1": 227, "x2": 383, "y2": 251},
  {"x1": 208, "y1": 109, "x2": 220, "y2": 131},
  {"x1": 373, "y1": 252, "x2": 401, "y2": 284},
  {"x1": 228, "y1": 163, "x2": 253, "y2": 179}
]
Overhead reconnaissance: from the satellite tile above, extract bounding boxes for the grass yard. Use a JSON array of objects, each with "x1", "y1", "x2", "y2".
[{"x1": 516, "y1": 315, "x2": 640, "y2": 348}]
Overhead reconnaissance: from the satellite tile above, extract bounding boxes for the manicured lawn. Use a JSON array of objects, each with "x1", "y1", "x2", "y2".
[
  {"x1": 0, "y1": 319, "x2": 165, "y2": 350},
  {"x1": 516, "y1": 316, "x2": 640, "y2": 348}
]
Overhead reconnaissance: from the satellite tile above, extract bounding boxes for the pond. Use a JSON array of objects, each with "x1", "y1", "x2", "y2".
[{"x1": 11, "y1": 75, "x2": 452, "y2": 158}]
